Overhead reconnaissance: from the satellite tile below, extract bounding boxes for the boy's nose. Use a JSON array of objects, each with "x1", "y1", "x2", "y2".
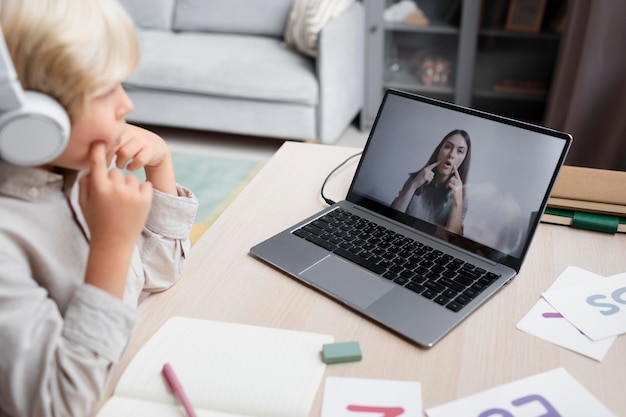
[{"x1": 118, "y1": 94, "x2": 134, "y2": 118}]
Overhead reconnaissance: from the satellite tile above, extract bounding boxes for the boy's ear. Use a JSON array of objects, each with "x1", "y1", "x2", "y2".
[{"x1": 0, "y1": 27, "x2": 70, "y2": 166}]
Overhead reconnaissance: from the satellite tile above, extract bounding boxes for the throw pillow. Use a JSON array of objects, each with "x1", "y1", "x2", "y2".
[{"x1": 284, "y1": 0, "x2": 355, "y2": 57}]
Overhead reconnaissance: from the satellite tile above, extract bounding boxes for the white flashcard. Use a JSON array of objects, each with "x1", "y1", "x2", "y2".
[
  {"x1": 425, "y1": 368, "x2": 617, "y2": 417},
  {"x1": 321, "y1": 376, "x2": 422, "y2": 417},
  {"x1": 543, "y1": 272, "x2": 626, "y2": 341},
  {"x1": 516, "y1": 266, "x2": 615, "y2": 360}
]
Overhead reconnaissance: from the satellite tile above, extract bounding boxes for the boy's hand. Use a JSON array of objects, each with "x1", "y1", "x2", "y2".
[
  {"x1": 79, "y1": 142, "x2": 153, "y2": 248},
  {"x1": 115, "y1": 124, "x2": 177, "y2": 195},
  {"x1": 79, "y1": 142, "x2": 153, "y2": 298}
]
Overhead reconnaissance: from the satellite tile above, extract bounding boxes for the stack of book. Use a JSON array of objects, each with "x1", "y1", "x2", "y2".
[{"x1": 542, "y1": 166, "x2": 626, "y2": 234}]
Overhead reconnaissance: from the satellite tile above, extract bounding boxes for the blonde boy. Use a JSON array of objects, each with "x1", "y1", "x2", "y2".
[{"x1": 0, "y1": 0, "x2": 198, "y2": 415}]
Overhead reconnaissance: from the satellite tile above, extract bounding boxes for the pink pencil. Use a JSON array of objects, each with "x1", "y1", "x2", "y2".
[{"x1": 162, "y1": 363, "x2": 197, "y2": 417}]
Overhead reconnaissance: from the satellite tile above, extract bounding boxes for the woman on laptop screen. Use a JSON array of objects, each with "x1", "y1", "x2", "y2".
[{"x1": 391, "y1": 129, "x2": 471, "y2": 235}]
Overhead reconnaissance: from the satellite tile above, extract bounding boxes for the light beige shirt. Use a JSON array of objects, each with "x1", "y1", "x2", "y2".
[{"x1": 0, "y1": 161, "x2": 198, "y2": 417}]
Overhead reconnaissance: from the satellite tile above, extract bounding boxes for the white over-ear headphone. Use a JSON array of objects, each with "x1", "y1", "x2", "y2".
[{"x1": 0, "y1": 27, "x2": 70, "y2": 166}]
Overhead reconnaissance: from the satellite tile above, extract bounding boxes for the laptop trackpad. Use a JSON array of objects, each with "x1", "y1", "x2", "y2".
[{"x1": 300, "y1": 255, "x2": 394, "y2": 309}]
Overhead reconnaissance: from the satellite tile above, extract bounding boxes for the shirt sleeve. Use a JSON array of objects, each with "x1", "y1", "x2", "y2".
[
  {"x1": 0, "y1": 255, "x2": 138, "y2": 417},
  {"x1": 139, "y1": 184, "x2": 198, "y2": 292}
]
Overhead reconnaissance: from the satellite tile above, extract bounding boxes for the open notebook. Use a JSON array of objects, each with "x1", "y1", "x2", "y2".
[
  {"x1": 251, "y1": 89, "x2": 572, "y2": 347},
  {"x1": 96, "y1": 316, "x2": 332, "y2": 417}
]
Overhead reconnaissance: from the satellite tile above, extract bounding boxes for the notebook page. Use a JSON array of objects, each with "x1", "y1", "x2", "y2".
[
  {"x1": 97, "y1": 396, "x2": 254, "y2": 417},
  {"x1": 109, "y1": 316, "x2": 333, "y2": 417}
]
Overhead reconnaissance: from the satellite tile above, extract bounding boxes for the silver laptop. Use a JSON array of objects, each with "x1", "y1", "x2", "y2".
[{"x1": 250, "y1": 89, "x2": 572, "y2": 347}]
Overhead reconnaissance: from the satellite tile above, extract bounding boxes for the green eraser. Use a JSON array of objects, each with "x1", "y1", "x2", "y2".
[{"x1": 322, "y1": 341, "x2": 362, "y2": 364}]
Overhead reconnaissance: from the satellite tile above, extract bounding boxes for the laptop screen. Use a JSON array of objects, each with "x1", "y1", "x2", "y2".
[{"x1": 347, "y1": 90, "x2": 571, "y2": 271}]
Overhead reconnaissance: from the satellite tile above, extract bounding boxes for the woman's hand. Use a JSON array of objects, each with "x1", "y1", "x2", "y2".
[
  {"x1": 446, "y1": 165, "x2": 464, "y2": 204},
  {"x1": 411, "y1": 161, "x2": 440, "y2": 190},
  {"x1": 115, "y1": 124, "x2": 177, "y2": 195},
  {"x1": 391, "y1": 161, "x2": 440, "y2": 212},
  {"x1": 445, "y1": 165, "x2": 464, "y2": 235}
]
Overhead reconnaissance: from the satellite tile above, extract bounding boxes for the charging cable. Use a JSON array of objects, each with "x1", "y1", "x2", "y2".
[{"x1": 320, "y1": 151, "x2": 363, "y2": 206}]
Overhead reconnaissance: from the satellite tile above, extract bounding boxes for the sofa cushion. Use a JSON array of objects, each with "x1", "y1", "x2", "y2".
[
  {"x1": 173, "y1": 0, "x2": 294, "y2": 37},
  {"x1": 118, "y1": 0, "x2": 175, "y2": 30},
  {"x1": 125, "y1": 30, "x2": 318, "y2": 106}
]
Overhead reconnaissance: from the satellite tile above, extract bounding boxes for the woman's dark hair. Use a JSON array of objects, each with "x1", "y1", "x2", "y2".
[{"x1": 424, "y1": 129, "x2": 472, "y2": 183}]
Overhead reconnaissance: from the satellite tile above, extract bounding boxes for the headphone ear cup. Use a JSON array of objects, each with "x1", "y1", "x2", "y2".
[{"x1": 0, "y1": 91, "x2": 70, "y2": 166}]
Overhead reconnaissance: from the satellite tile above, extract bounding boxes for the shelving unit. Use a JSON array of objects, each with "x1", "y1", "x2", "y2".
[{"x1": 361, "y1": 0, "x2": 568, "y2": 129}]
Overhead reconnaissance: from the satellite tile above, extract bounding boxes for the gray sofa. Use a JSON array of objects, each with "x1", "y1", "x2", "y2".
[{"x1": 118, "y1": 0, "x2": 364, "y2": 144}]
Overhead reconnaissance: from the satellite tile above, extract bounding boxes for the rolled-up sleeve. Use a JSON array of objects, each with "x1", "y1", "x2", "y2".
[{"x1": 140, "y1": 185, "x2": 198, "y2": 292}]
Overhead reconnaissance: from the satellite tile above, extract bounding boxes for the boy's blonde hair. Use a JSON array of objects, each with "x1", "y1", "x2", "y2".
[{"x1": 0, "y1": 0, "x2": 139, "y2": 121}]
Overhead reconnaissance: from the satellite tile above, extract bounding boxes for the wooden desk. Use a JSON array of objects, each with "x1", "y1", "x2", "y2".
[{"x1": 105, "y1": 142, "x2": 626, "y2": 415}]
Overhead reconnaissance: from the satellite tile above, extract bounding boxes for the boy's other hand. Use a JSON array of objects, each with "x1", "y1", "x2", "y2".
[
  {"x1": 115, "y1": 124, "x2": 177, "y2": 195},
  {"x1": 115, "y1": 124, "x2": 170, "y2": 172}
]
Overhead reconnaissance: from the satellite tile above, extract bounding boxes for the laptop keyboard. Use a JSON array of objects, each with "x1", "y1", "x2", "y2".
[{"x1": 292, "y1": 208, "x2": 501, "y2": 312}]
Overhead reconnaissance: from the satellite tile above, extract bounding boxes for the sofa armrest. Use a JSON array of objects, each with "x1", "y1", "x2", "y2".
[{"x1": 317, "y1": 1, "x2": 365, "y2": 144}]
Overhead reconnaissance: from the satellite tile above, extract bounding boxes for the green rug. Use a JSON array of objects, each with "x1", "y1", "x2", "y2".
[{"x1": 128, "y1": 150, "x2": 264, "y2": 245}]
